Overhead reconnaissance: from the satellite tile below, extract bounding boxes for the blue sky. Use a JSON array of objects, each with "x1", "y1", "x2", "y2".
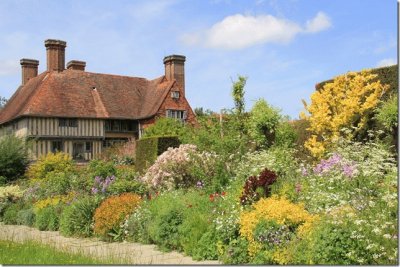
[{"x1": 0, "y1": 0, "x2": 397, "y2": 118}]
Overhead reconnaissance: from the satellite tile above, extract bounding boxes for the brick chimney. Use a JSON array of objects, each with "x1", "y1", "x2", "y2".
[
  {"x1": 44, "y1": 39, "x2": 66, "y2": 72},
  {"x1": 20, "y1": 58, "x2": 39, "y2": 85},
  {"x1": 163, "y1": 55, "x2": 186, "y2": 96},
  {"x1": 67, "y1": 60, "x2": 86, "y2": 71}
]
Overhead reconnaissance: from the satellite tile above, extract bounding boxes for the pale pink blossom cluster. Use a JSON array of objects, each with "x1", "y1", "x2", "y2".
[{"x1": 141, "y1": 144, "x2": 217, "y2": 190}]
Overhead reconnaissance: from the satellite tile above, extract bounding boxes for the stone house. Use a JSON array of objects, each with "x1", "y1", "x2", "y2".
[{"x1": 0, "y1": 39, "x2": 196, "y2": 160}]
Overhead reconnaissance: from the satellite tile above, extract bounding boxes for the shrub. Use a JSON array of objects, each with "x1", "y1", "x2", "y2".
[
  {"x1": 2, "y1": 202, "x2": 25, "y2": 224},
  {"x1": 33, "y1": 192, "x2": 76, "y2": 212},
  {"x1": 86, "y1": 159, "x2": 116, "y2": 179},
  {"x1": 93, "y1": 193, "x2": 141, "y2": 240},
  {"x1": 143, "y1": 117, "x2": 187, "y2": 138},
  {"x1": 26, "y1": 152, "x2": 75, "y2": 180},
  {"x1": 239, "y1": 195, "x2": 318, "y2": 263},
  {"x1": 240, "y1": 168, "x2": 277, "y2": 206},
  {"x1": 141, "y1": 144, "x2": 218, "y2": 190},
  {"x1": 108, "y1": 179, "x2": 147, "y2": 196},
  {"x1": 16, "y1": 208, "x2": 36, "y2": 226},
  {"x1": 90, "y1": 175, "x2": 116, "y2": 195},
  {"x1": 0, "y1": 185, "x2": 25, "y2": 202},
  {"x1": 0, "y1": 135, "x2": 28, "y2": 183},
  {"x1": 59, "y1": 196, "x2": 101, "y2": 237},
  {"x1": 135, "y1": 136, "x2": 180, "y2": 173},
  {"x1": 247, "y1": 98, "x2": 281, "y2": 148},
  {"x1": 301, "y1": 70, "x2": 389, "y2": 158},
  {"x1": 35, "y1": 205, "x2": 62, "y2": 231}
]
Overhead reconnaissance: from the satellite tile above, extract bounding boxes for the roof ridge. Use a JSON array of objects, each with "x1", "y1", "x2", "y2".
[{"x1": 91, "y1": 88, "x2": 109, "y2": 118}]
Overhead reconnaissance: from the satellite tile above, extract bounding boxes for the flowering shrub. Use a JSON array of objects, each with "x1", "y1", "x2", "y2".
[
  {"x1": 301, "y1": 70, "x2": 389, "y2": 157},
  {"x1": 93, "y1": 193, "x2": 141, "y2": 239},
  {"x1": 240, "y1": 168, "x2": 277, "y2": 205},
  {"x1": 0, "y1": 185, "x2": 25, "y2": 202},
  {"x1": 239, "y1": 195, "x2": 318, "y2": 263},
  {"x1": 297, "y1": 138, "x2": 397, "y2": 214},
  {"x1": 26, "y1": 152, "x2": 75, "y2": 180},
  {"x1": 141, "y1": 144, "x2": 218, "y2": 190},
  {"x1": 33, "y1": 192, "x2": 76, "y2": 212}
]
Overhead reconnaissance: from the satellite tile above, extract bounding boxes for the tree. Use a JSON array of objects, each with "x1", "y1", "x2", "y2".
[
  {"x1": 301, "y1": 70, "x2": 389, "y2": 158},
  {"x1": 247, "y1": 98, "x2": 281, "y2": 148},
  {"x1": 231, "y1": 76, "x2": 247, "y2": 116}
]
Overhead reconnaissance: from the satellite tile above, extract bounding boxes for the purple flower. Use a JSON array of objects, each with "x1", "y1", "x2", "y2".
[
  {"x1": 342, "y1": 164, "x2": 356, "y2": 178},
  {"x1": 94, "y1": 176, "x2": 101, "y2": 184},
  {"x1": 91, "y1": 187, "x2": 98, "y2": 194},
  {"x1": 301, "y1": 167, "x2": 308, "y2": 176},
  {"x1": 196, "y1": 180, "x2": 204, "y2": 189}
]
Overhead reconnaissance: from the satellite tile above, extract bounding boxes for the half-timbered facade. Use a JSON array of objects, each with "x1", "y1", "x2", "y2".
[{"x1": 0, "y1": 39, "x2": 196, "y2": 160}]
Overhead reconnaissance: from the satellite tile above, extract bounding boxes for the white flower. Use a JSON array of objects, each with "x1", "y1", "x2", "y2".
[{"x1": 383, "y1": 234, "x2": 391, "y2": 239}]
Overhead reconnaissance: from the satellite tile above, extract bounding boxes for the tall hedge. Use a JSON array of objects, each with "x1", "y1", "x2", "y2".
[
  {"x1": 136, "y1": 136, "x2": 180, "y2": 173},
  {"x1": 316, "y1": 65, "x2": 398, "y2": 99}
]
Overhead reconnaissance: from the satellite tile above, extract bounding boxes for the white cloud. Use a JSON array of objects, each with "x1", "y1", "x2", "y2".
[
  {"x1": 304, "y1": 12, "x2": 331, "y2": 33},
  {"x1": 181, "y1": 11, "x2": 331, "y2": 49},
  {"x1": 376, "y1": 58, "x2": 397, "y2": 67},
  {"x1": 0, "y1": 59, "x2": 19, "y2": 76}
]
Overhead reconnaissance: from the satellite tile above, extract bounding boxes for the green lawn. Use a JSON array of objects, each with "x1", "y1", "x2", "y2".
[{"x1": 0, "y1": 240, "x2": 111, "y2": 265}]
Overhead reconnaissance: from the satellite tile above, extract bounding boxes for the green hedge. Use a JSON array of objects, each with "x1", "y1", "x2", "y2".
[
  {"x1": 316, "y1": 65, "x2": 398, "y2": 98},
  {"x1": 136, "y1": 136, "x2": 180, "y2": 173}
]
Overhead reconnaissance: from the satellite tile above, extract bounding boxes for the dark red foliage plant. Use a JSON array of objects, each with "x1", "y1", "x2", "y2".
[{"x1": 240, "y1": 168, "x2": 277, "y2": 205}]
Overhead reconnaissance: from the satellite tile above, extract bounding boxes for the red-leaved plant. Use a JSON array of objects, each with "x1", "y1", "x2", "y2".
[{"x1": 240, "y1": 168, "x2": 277, "y2": 205}]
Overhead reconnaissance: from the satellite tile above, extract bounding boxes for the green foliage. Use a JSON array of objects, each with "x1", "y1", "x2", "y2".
[
  {"x1": 87, "y1": 159, "x2": 116, "y2": 179},
  {"x1": 35, "y1": 205, "x2": 61, "y2": 231},
  {"x1": 60, "y1": 196, "x2": 101, "y2": 237},
  {"x1": 135, "y1": 136, "x2": 180, "y2": 173},
  {"x1": 16, "y1": 208, "x2": 36, "y2": 226},
  {"x1": 108, "y1": 179, "x2": 147, "y2": 196},
  {"x1": 232, "y1": 76, "x2": 247, "y2": 116},
  {"x1": 248, "y1": 98, "x2": 282, "y2": 148},
  {"x1": 275, "y1": 119, "x2": 297, "y2": 148},
  {"x1": 376, "y1": 94, "x2": 398, "y2": 130},
  {"x1": 220, "y1": 238, "x2": 250, "y2": 264},
  {"x1": 2, "y1": 202, "x2": 24, "y2": 224},
  {"x1": 0, "y1": 135, "x2": 29, "y2": 183},
  {"x1": 143, "y1": 117, "x2": 186, "y2": 137}
]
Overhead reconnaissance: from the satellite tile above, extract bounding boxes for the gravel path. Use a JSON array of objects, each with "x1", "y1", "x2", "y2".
[{"x1": 0, "y1": 224, "x2": 220, "y2": 265}]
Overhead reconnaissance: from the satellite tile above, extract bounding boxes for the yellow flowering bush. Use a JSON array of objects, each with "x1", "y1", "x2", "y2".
[
  {"x1": 33, "y1": 192, "x2": 76, "y2": 212},
  {"x1": 26, "y1": 152, "x2": 75, "y2": 180},
  {"x1": 301, "y1": 70, "x2": 389, "y2": 157},
  {"x1": 239, "y1": 195, "x2": 318, "y2": 262}
]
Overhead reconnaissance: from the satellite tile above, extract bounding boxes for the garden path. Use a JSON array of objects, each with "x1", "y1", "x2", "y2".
[{"x1": 0, "y1": 224, "x2": 220, "y2": 265}]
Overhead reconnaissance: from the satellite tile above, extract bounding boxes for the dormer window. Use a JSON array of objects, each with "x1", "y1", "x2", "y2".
[{"x1": 171, "y1": 91, "x2": 180, "y2": 99}]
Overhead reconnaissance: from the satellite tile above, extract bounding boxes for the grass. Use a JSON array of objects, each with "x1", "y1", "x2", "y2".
[{"x1": 0, "y1": 239, "x2": 115, "y2": 264}]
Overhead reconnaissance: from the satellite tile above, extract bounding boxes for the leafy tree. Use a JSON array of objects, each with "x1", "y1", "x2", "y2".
[
  {"x1": 231, "y1": 76, "x2": 247, "y2": 116},
  {"x1": 0, "y1": 135, "x2": 29, "y2": 183},
  {"x1": 143, "y1": 117, "x2": 187, "y2": 138},
  {"x1": 247, "y1": 98, "x2": 281, "y2": 148},
  {"x1": 301, "y1": 70, "x2": 389, "y2": 158}
]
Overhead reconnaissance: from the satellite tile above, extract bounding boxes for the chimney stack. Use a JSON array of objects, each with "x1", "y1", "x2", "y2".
[
  {"x1": 67, "y1": 60, "x2": 86, "y2": 71},
  {"x1": 163, "y1": 55, "x2": 186, "y2": 96},
  {"x1": 44, "y1": 39, "x2": 66, "y2": 72},
  {"x1": 20, "y1": 58, "x2": 39, "y2": 85}
]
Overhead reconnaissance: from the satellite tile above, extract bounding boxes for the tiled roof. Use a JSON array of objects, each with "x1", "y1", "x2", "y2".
[{"x1": 0, "y1": 70, "x2": 175, "y2": 124}]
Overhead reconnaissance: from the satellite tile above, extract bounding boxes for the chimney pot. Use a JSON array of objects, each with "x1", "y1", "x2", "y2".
[
  {"x1": 20, "y1": 58, "x2": 39, "y2": 85},
  {"x1": 44, "y1": 39, "x2": 67, "y2": 72},
  {"x1": 67, "y1": 60, "x2": 86, "y2": 71},
  {"x1": 163, "y1": 55, "x2": 186, "y2": 97}
]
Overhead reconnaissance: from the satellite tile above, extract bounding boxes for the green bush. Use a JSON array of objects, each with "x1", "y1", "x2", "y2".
[
  {"x1": 87, "y1": 160, "x2": 116, "y2": 179},
  {"x1": 16, "y1": 208, "x2": 36, "y2": 226},
  {"x1": 220, "y1": 238, "x2": 250, "y2": 264},
  {"x1": 2, "y1": 202, "x2": 22, "y2": 224},
  {"x1": 0, "y1": 135, "x2": 28, "y2": 183},
  {"x1": 59, "y1": 196, "x2": 101, "y2": 237},
  {"x1": 107, "y1": 179, "x2": 147, "y2": 196},
  {"x1": 35, "y1": 205, "x2": 61, "y2": 231},
  {"x1": 135, "y1": 136, "x2": 180, "y2": 173},
  {"x1": 143, "y1": 117, "x2": 186, "y2": 138}
]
